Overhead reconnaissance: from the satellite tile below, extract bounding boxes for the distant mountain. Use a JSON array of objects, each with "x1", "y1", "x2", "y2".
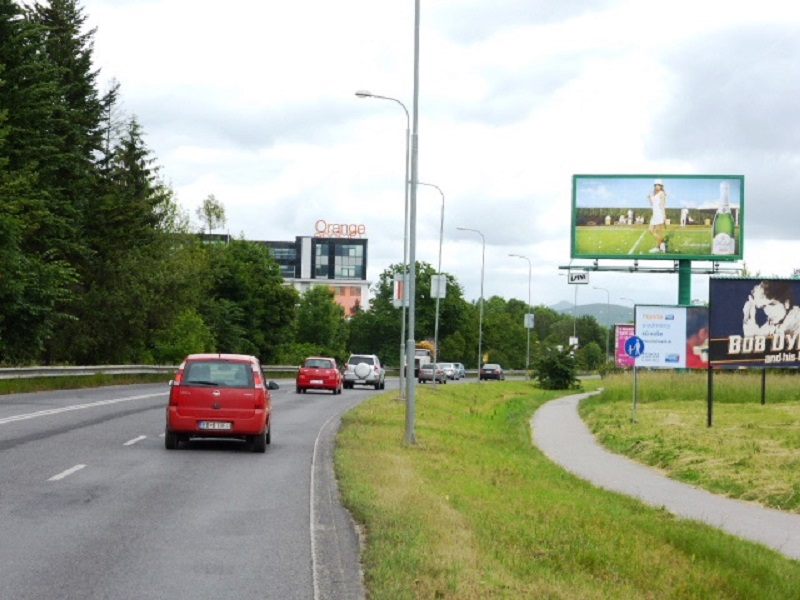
[{"x1": 549, "y1": 301, "x2": 633, "y2": 326}]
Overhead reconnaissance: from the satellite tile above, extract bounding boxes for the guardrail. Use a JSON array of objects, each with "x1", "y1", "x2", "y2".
[
  {"x1": 0, "y1": 365, "x2": 300, "y2": 380},
  {"x1": 0, "y1": 365, "x2": 532, "y2": 380}
]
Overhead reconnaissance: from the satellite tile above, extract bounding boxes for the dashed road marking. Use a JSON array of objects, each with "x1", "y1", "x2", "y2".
[{"x1": 48, "y1": 464, "x2": 86, "y2": 481}]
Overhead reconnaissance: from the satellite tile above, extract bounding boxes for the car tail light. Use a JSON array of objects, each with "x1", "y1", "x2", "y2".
[{"x1": 252, "y1": 368, "x2": 263, "y2": 387}]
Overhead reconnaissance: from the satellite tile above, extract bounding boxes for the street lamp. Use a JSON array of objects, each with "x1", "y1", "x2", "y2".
[
  {"x1": 457, "y1": 227, "x2": 485, "y2": 378},
  {"x1": 419, "y1": 183, "x2": 445, "y2": 383},
  {"x1": 355, "y1": 90, "x2": 410, "y2": 400},
  {"x1": 593, "y1": 286, "x2": 610, "y2": 361},
  {"x1": 509, "y1": 253, "x2": 532, "y2": 378}
]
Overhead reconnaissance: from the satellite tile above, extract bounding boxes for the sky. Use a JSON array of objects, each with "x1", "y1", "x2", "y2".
[{"x1": 80, "y1": 0, "x2": 800, "y2": 311}]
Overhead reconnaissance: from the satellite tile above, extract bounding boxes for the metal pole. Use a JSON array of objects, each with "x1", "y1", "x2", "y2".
[
  {"x1": 510, "y1": 254, "x2": 532, "y2": 378},
  {"x1": 419, "y1": 183, "x2": 445, "y2": 385},
  {"x1": 404, "y1": 0, "x2": 421, "y2": 444},
  {"x1": 354, "y1": 90, "x2": 410, "y2": 400}
]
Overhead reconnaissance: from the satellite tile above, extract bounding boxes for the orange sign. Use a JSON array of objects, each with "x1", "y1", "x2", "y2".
[{"x1": 314, "y1": 220, "x2": 366, "y2": 238}]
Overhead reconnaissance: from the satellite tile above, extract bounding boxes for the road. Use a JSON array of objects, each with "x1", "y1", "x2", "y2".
[{"x1": 0, "y1": 378, "x2": 390, "y2": 600}]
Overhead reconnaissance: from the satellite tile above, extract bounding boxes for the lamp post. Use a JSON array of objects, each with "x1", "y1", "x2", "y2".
[
  {"x1": 355, "y1": 90, "x2": 410, "y2": 400},
  {"x1": 593, "y1": 286, "x2": 610, "y2": 361},
  {"x1": 457, "y1": 227, "x2": 485, "y2": 378},
  {"x1": 509, "y1": 253, "x2": 532, "y2": 378},
  {"x1": 419, "y1": 183, "x2": 445, "y2": 381}
]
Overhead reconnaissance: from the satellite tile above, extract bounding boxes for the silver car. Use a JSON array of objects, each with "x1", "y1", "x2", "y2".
[
  {"x1": 343, "y1": 354, "x2": 386, "y2": 390},
  {"x1": 439, "y1": 362, "x2": 457, "y2": 380},
  {"x1": 418, "y1": 363, "x2": 447, "y2": 384}
]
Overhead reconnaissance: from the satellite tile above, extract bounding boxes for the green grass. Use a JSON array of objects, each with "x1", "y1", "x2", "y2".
[
  {"x1": 580, "y1": 370, "x2": 800, "y2": 512},
  {"x1": 335, "y1": 379, "x2": 800, "y2": 599},
  {"x1": 0, "y1": 373, "x2": 172, "y2": 395},
  {"x1": 574, "y1": 224, "x2": 738, "y2": 257}
]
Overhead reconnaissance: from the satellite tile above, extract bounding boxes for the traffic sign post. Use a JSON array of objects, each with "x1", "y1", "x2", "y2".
[{"x1": 624, "y1": 336, "x2": 644, "y2": 423}]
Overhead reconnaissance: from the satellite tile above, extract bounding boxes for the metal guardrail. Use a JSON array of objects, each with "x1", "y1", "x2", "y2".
[{"x1": 0, "y1": 365, "x2": 532, "y2": 380}]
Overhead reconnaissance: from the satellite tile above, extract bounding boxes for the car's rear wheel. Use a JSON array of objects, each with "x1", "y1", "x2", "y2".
[
  {"x1": 252, "y1": 429, "x2": 267, "y2": 453},
  {"x1": 296, "y1": 387, "x2": 303, "y2": 394},
  {"x1": 165, "y1": 428, "x2": 178, "y2": 450}
]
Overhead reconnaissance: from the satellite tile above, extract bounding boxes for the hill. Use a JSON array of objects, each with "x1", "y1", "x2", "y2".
[{"x1": 549, "y1": 301, "x2": 633, "y2": 326}]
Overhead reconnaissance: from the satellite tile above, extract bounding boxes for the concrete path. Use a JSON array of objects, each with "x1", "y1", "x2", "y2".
[{"x1": 531, "y1": 391, "x2": 800, "y2": 561}]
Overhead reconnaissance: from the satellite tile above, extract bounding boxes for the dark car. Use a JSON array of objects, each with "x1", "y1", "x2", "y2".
[
  {"x1": 296, "y1": 356, "x2": 343, "y2": 394},
  {"x1": 418, "y1": 363, "x2": 447, "y2": 384},
  {"x1": 165, "y1": 353, "x2": 279, "y2": 452},
  {"x1": 479, "y1": 363, "x2": 505, "y2": 381}
]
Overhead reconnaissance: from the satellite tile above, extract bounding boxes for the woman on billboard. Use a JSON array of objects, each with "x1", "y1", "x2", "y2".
[{"x1": 648, "y1": 179, "x2": 667, "y2": 253}]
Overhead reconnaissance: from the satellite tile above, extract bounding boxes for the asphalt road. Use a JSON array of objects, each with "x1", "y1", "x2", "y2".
[{"x1": 0, "y1": 377, "x2": 389, "y2": 600}]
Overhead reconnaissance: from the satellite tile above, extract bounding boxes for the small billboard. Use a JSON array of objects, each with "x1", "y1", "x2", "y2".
[
  {"x1": 709, "y1": 278, "x2": 800, "y2": 368},
  {"x1": 632, "y1": 305, "x2": 709, "y2": 369},
  {"x1": 615, "y1": 324, "x2": 635, "y2": 367},
  {"x1": 572, "y1": 175, "x2": 744, "y2": 261}
]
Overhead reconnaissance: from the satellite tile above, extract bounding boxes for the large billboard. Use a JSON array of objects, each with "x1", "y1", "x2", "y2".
[
  {"x1": 572, "y1": 175, "x2": 744, "y2": 261},
  {"x1": 633, "y1": 305, "x2": 709, "y2": 369},
  {"x1": 709, "y1": 278, "x2": 800, "y2": 368}
]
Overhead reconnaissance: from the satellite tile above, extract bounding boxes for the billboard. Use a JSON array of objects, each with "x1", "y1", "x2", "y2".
[
  {"x1": 709, "y1": 278, "x2": 800, "y2": 368},
  {"x1": 632, "y1": 305, "x2": 709, "y2": 369},
  {"x1": 615, "y1": 324, "x2": 635, "y2": 367},
  {"x1": 572, "y1": 175, "x2": 744, "y2": 261}
]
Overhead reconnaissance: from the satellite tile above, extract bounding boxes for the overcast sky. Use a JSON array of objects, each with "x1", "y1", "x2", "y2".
[{"x1": 81, "y1": 0, "x2": 800, "y2": 310}]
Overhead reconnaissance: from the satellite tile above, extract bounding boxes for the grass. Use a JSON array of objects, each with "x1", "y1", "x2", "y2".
[
  {"x1": 574, "y1": 224, "x2": 738, "y2": 257},
  {"x1": 580, "y1": 370, "x2": 800, "y2": 512},
  {"x1": 335, "y1": 379, "x2": 800, "y2": 599},
  {"x1": 0, "y1": 373, "x2": 172, "y2": 395}
]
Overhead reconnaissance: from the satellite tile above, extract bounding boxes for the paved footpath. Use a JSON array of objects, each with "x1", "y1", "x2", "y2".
[{"x1": 531, "y1": 391, "x2": 800, "y2": 561}]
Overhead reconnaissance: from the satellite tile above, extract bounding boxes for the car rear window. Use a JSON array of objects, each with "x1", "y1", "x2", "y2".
[
  {"x1": 348, "y1": 356, "x2": 375, "y2": 365},
  {"x1": 305, "y1": 359, "x2": 333, "y2": 369},
  {"x1": 184, "y1": 360, "x2": 254, "y2": 388}
]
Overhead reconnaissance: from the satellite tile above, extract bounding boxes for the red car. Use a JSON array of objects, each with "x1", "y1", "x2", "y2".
[
  {"x1": 296, "y1": 356, "x2": 343, "y2": 394},
  {"x1": 165, "y1": 353, "x2": 278, "y2": 453}
]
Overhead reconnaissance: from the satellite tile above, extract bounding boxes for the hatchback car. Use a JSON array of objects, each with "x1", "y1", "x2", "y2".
[
  {"x1": 479, "y1": 363, "x2": 505, "y2": 381},
  {"x1": 418, "y1": 363, "x2": 447, "y2": 384},
  {"x1": 453, "y1": 363, "x2": 466, "y2": 379},
  {"x1": 343, "y1": 354, "x2": 386, "y2": 389},
  {"x1": 165, "y1": 354, "x2": 279, "y2": 452},
  {"x1": 438, "y1": 362, "x2": 457, "y2": 380},
  {"x1": 296, "y1": 356, "x2": 343, "y2": 394}
]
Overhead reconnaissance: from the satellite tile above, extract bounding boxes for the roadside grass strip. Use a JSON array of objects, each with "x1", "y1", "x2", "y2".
[{"x1": 336, "y1": 380, "x2": 800, "y2": 600}]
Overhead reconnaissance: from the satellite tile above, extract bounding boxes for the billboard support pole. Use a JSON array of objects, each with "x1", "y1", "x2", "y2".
[
  {"x1": 631, "y1": 366, "x2": 638, "y2": 423},
  {"x1": 761, "y1": 369, "x2": 767, "y2": 405},
  {"x1": 707, "y1": 366, "x2": 714, "y2": 427},
  {"x1": 678, "y1": 260, "x2": 692, "y2": 305}
]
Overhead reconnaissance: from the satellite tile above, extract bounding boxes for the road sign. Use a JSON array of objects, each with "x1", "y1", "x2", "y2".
[
  {"x1": 625, "y1": 336, "x2": 645, "y2": 358},
  {"x1": 568, "y1": 272, "x2": 589, "y2": 285}
]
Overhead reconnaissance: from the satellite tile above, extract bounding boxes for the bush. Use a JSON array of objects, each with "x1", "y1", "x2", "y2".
[{"x1": 535, "y1": 346, "x2": 580, "y2": 390}]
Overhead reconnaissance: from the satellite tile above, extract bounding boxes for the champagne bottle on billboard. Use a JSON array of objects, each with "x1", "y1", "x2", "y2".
[{"x1": 712, "y1": 181, "x2": 735, "y2": 255}]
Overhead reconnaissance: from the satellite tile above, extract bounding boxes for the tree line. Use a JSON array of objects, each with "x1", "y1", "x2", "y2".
[{"x1": 0, "y1": 0, "x2": 608, "y2": 370}]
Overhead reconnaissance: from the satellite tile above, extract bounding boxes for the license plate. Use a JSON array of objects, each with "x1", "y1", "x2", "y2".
[
  {"x1": 311, "y1": 379, "x2": 323, "y2": 384},
  {"x1": 199, "y1": 421, "x2": 231, "y2": 430}
]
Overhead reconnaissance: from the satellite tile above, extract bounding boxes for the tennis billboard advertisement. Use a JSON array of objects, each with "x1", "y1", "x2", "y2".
[
  {"x1": 632, "y1": 305, "x2": 709, "y2": 369},
  {"x1": 709, "y1": 278, "x2": 800, "y2": 368},
  {"x1": 572, "y1": 175, "x2": 744, "y2": 261}
]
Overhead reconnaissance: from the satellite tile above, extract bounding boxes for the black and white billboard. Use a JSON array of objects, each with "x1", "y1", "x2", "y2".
[{"x1": 709, "y1": 278, "x2": 800, "y2": 368}]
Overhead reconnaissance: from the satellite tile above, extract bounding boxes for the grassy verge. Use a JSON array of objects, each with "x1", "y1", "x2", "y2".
[
  {"x1": 0, "y1": 373, "x2": 172, "y2": 395},
  {"x1": 335, "y1": 380, "x2": 800, "y2": 599},
  {"x1": 580, "y1": 370, "x2": 800, "y2": 512}
]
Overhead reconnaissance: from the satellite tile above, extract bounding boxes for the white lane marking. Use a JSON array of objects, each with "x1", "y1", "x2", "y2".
[
  {"x1": 123, "y1": 435, "x2": 147, "y2": 446},
  {"x1": 0, "y1": 392, "x2": 164, "y2": 426},
  {"x1": 49, "y1": 464, "x2": 86, "y2": 481}
]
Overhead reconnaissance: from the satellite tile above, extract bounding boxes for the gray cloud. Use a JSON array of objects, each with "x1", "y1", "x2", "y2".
[
  {"x1": 653, "y1": 24, "x2": 800, "y2": 240},
  {"x1": 432, "y1": 0, "x2": 614, "y2": 44}
]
